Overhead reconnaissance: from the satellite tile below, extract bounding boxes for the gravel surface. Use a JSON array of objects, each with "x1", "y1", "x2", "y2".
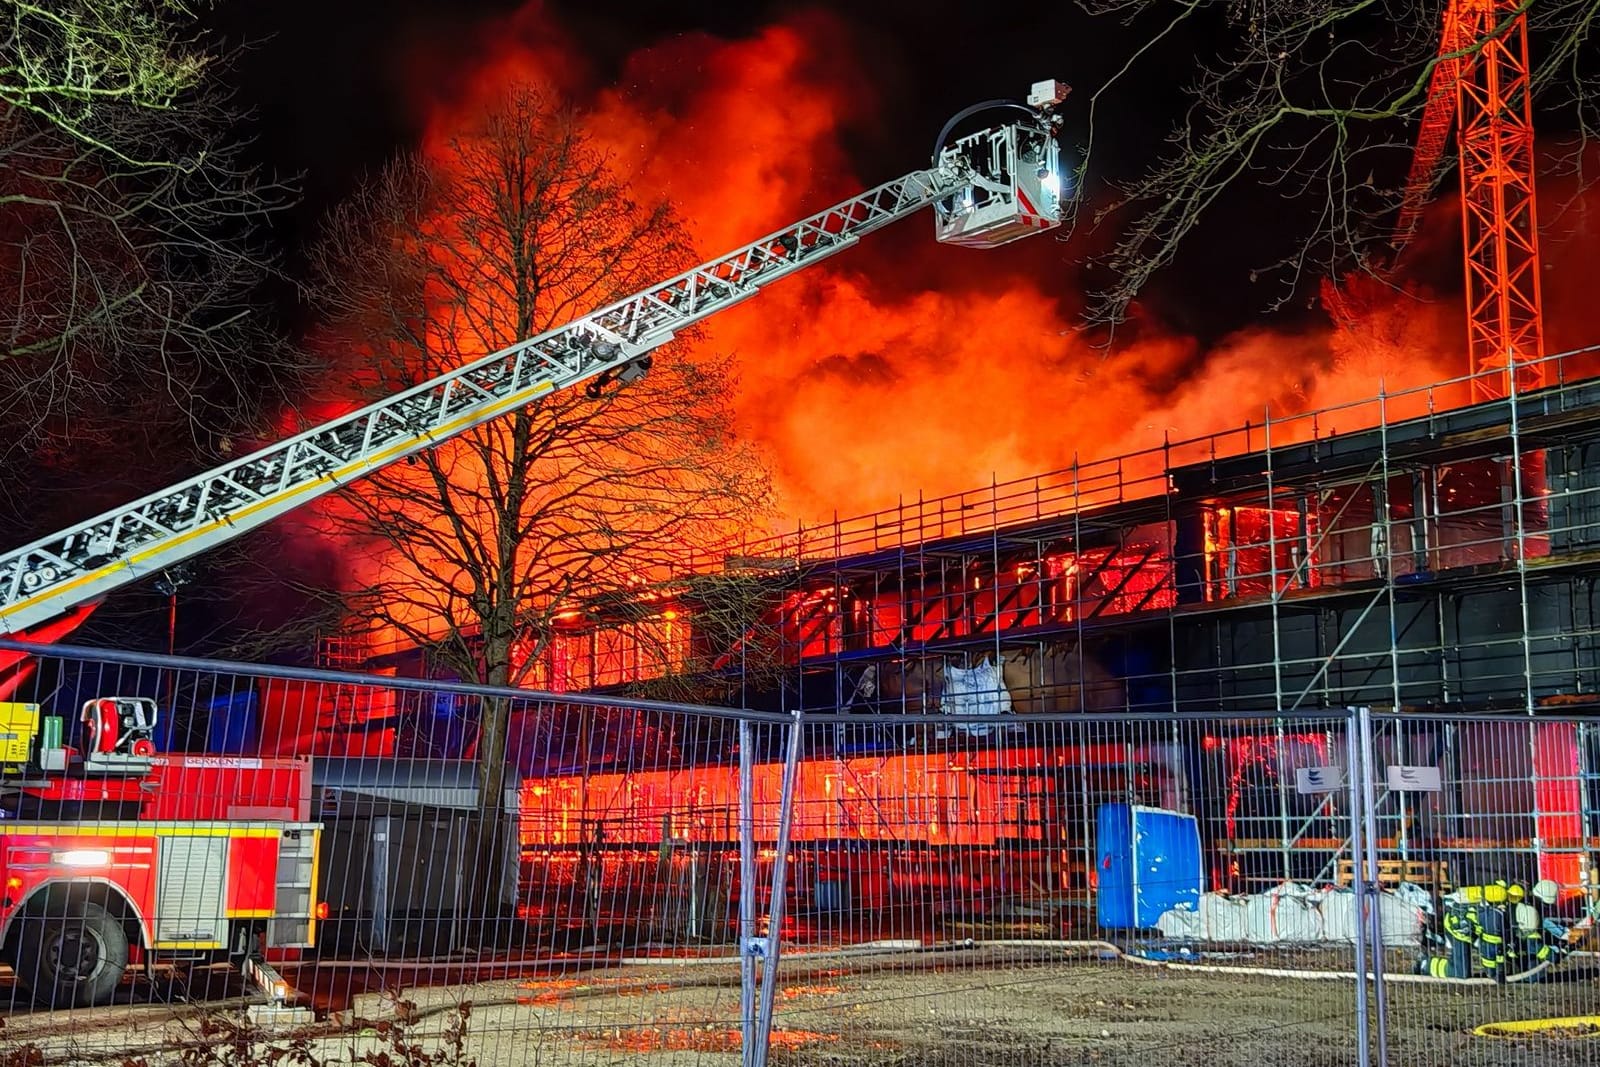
[{"x1": 3, "y1": 947, "x2": 1597, "y2": 1066}]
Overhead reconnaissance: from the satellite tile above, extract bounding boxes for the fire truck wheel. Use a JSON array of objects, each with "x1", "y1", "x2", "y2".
[{"x1": 15, "y1": 902, "x2": 129, "y2": 1008}]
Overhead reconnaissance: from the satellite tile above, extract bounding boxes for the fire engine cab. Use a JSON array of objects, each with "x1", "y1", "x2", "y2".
[{"x1": 0, "y1": 698, "x2": 320, "y2": 1006}]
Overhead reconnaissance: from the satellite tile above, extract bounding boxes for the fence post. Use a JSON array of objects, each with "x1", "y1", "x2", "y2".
[
  {"x1": 749, "y1": 709, "x2": 806, "y2": 1067},
  {"x1": 1345, "y1": 708, "x2": 1372, "y2": 1067},
  {"x1": 1357, "y1": 705, "x2": 1391, "y2": 1066},
  {"x1": 739, "y1": 717, "x2": 757, "y2": 1067}
]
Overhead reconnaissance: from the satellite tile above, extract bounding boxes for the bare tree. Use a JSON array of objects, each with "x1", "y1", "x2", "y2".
[
  {"x1": 1, "y1": 1, "x2": 210, "y2": 161},
  {"x1": 304, "y1": 86, "x2": 771, "y2": 919},
  {"x1": 0, "y1": 1, "x2": 295, "y2": 538},
  {"x1": 1075, "y1": 0, "x2": 1599, "y2": 324}
]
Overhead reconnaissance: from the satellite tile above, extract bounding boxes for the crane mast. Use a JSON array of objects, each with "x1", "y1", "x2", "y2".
[
  {"x1": 0, "y1": 91, "x2": 1068, "y2": 634},
  {"x1": 1398, "y1": 0, "x2": 1545, "y2": 401}
]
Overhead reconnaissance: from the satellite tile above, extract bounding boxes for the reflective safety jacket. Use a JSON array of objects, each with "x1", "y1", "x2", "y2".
[{"x1": 1442, "y1": 883, "x2": 1515, "y2": 981}]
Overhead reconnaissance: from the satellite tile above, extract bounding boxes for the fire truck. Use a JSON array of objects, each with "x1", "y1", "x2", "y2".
[{"x1": 0, "y1": 697, "x2": 319, "y2": 1006}]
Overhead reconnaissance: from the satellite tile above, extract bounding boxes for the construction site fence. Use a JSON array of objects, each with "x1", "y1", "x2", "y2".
[{"x1": 1, "y1": 640, "x2": 1598, "y2": 1066}]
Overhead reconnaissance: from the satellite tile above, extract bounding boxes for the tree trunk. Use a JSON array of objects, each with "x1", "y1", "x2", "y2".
[{"x1": 468, "y1": 638, "x2": 517, "y2": 953}]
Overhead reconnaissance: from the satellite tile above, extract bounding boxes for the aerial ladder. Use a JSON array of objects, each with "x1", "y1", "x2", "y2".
[{"x1": 0, "y1": 83, "x2": 1071, "y2": 635}]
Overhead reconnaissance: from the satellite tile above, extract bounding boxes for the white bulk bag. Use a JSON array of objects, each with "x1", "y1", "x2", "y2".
[{"x1": 941, "y1": 660, "x2": 1012, "y2": 736}]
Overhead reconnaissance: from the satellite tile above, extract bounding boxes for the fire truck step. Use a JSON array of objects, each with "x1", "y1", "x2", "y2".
[{"x1": 242, "y1": 955, "x2": 296, "y2": 1007}]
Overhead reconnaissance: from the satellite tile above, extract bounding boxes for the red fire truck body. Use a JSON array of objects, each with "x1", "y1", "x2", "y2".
[{"x1": 0, "y1": 699, "x2": 321, "y2": 1007}]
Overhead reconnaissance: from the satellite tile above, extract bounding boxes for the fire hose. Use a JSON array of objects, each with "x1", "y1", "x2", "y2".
[{"x1": 1473, "y1": 1016, "x2": 1600, "y2": 1038}]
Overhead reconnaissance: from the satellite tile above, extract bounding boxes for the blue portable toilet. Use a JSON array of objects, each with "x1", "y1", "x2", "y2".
[{"x1": 1096, "y1": 803, "x2": 1203, "y2": 930}]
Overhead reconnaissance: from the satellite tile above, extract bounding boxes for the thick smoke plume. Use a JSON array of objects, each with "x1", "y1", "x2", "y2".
[{"x1": 405, "y1": 4, "x2": 1465, "y2": 528}]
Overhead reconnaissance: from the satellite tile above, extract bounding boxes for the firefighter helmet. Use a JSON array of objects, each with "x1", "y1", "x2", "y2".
[
  {"x1": 1474, "y1": 881, "x2": 1511, "y2": 904},
  {"x1": 1532, "y1": 879, "x2": 1560, "y2": 906}
]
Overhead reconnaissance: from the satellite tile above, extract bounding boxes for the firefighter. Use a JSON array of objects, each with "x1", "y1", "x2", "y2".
[
  {"x1": 1510, "y1": 879, "x2": 1571, "y2": 977},
  {"x1": 1415, "y1": 880, "x2": 1516, "y2": 981}
]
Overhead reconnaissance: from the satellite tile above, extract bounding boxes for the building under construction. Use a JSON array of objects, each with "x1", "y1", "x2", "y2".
[{"x1": 483, "y1": 353, "x2": 1600, "y2": 911}]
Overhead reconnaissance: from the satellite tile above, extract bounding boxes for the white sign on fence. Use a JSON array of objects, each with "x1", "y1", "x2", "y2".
[
  {"x1": 1295, "y1": 766, "x2": 1344, "y2": 794},
  {"x1": 1385, "y1": 765, "x2": 1442, "y2": 792}
]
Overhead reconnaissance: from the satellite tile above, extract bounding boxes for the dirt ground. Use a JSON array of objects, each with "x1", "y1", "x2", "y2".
[{"x1": 3, "y1": 946, "x2": 1598, "y2": 1066}]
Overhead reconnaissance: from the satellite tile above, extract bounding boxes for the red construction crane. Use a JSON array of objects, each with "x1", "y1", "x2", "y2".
[{"x1": 1398, "y1": 0, "x2": 1546, "y2": 401}]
